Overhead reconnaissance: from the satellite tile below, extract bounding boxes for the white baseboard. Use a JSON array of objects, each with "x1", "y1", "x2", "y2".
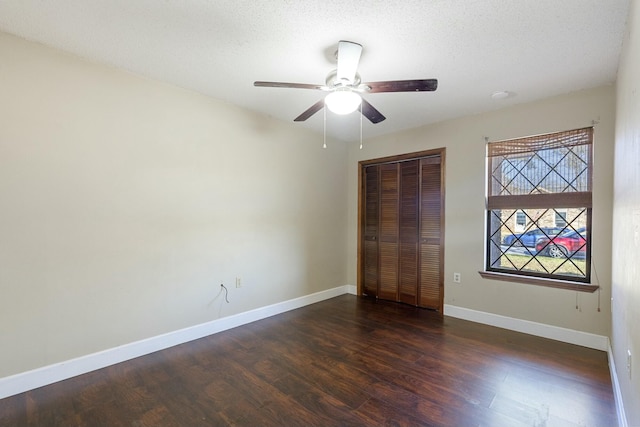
[
  {"x1": 0, "y1": 285, "x2": 352, "y2": 400},
  {"x1": 608, "y1": 342, "x2": 629, "y2": 427},
  {"x1": 443, "y1": 304, "x2": 609, "y2": 351}
]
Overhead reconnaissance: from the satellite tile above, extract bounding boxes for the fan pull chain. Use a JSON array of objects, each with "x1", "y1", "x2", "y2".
[
  {"x1": 323, "y1": 106, "x2": 327, "y2": 149},
  {"x1": 359, "y1": 107, "x2": 363, "y2": 149}
]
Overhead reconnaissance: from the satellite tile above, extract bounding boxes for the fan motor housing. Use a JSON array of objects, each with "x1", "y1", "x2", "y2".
[{"x1": 326, "y1": 69, "x2": 361, "y2": 88}]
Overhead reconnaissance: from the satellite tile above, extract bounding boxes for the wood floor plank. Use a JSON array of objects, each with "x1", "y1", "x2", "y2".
[
  {"x1": 269, "y1": 347, "x2": 373, "y2": 410},
  {"x1": 272, "y1": 373, "x2": 370, "y2": 427},
  {"x1": 354, "y1": 396, "x2": 438, "y2": 427},
  {"x1": 0, "y1": 295, "x2": 618, "y2": 426}
]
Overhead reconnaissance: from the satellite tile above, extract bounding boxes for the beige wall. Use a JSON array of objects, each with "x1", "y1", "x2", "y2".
[
  {"x1": 347, "y1": 85, "x2": 615, "y2": 336},
  {"x1": 0, "y1": 32, "x2": 348, "y2": 378},
  {"x1": 613, "y1": 0, "x2": 640, "y2": 423}
]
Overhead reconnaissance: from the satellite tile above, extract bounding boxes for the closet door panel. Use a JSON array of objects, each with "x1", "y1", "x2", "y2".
[
  {"x1": 419, "y1": 157, "x2": 443, "y2": 310},
  {"x1": 378, "y1": 163, "x2": 399, "y2": 301},
  {"x1": 399, "y1": 160, "x2": 419, "y2": 305},
  {"x1": 363, "y1": 166, "x2": 379, "y2": 296}
]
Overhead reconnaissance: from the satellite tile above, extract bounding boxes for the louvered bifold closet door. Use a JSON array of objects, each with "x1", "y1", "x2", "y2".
[
  {"x1": 359, "y1": 149, "x2": 444, "y2": 311},
  {"x1": 378, "y1": 163, "x2": 400, "y2": 301},
  {"x1": 398, "y1": 160, "x2": 419, "y2": 305},
  {"x1": 363, "y1": 165, "x2": 379, "y2": 297},
  {"x1": 419, "y1": 156, "x2": 443, "y2": 309}
]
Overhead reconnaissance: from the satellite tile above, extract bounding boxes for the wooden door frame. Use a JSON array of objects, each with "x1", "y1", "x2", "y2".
[{"x1": 357, "y1": 148, "x2": 446, "y2": 313}]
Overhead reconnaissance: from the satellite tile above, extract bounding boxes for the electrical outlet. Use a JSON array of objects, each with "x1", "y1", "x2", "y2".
[
  {"x1": 453, "y1": 272, "x2": 461, "y2": 283},
  {"x1": 235, "y1": 277, "x2": 242, "y2": 288},
  {"x1": 628, "y1": 349, "x2": 632, "y2": 379}
]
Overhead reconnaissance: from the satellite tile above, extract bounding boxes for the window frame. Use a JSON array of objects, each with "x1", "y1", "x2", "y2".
[{"x1": 480, "y1": 127, "x2": 597, "y2": 292}]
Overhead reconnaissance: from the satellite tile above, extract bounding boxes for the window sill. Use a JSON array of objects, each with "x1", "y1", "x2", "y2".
[{"x1": 478, "y1": 271, "x2": 599, "y2": 293}]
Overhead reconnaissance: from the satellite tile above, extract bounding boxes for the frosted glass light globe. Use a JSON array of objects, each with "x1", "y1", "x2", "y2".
[{"x1": 325, "y1": 90, "x2": 361, "y2": 115}]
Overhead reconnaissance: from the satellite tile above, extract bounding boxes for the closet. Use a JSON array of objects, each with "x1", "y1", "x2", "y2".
[{"x1": 359, "y1": 149, "x2": 444, "y2": 311}]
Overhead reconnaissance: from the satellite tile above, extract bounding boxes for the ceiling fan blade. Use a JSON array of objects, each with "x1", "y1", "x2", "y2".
[
  {"x1": 359, "y1": 98, "x2": 386, "y2": 124},
  {"x1": 254, "y1": 81, "x2": 326, "y2": 90},
  {"x1": 294, "y1": 99, "x2": 325, "y2": 122},
  {"x1": 336, "y1": 41, "x2": 362, "y2": 83},
  {"x1": 364, "y1": 79, "x2": 438, "y2": 93}
]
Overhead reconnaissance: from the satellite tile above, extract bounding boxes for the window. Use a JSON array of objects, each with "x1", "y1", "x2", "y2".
[
  {"x1": 515, "y1": 210, "x2": 527, "y2": 232},
  {"x1": 483, "y1": 127, "x2": 593, "y2": 287},
  {"x1": 555, "y1": 210, "x2": 567, "y2": 228}
]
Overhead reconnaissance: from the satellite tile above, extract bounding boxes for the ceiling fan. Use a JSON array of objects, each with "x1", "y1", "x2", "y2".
[{"x1": 254, "y1": 41, "x2": 438, "y2": 124}]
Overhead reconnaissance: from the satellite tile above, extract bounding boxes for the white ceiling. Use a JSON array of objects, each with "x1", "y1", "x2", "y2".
[{"x1": 0, "y1": 0, "x2": 631, "y2": 142}]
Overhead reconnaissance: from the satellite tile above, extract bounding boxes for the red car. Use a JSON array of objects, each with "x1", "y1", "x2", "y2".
[{"x1": 535, "y1": 230, "x2": 587, "y2": 258}]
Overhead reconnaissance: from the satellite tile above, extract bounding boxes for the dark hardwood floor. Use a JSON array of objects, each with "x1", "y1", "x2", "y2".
[{"x1": 0, "y1": 295, "x2": 617, "y2": 426}]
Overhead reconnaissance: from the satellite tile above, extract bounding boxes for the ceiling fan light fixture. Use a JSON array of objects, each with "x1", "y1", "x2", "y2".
[
  {"x1": 254, "y1": 40, "x2": 437, "y2": 124},
  {"x1": 325, "y1": 89, "x2": 361, "y2": 115}
]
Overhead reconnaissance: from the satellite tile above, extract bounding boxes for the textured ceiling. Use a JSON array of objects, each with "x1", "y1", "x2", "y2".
[{"x1": 0, "y1": 0, "x2": 631, "y2": 142}]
